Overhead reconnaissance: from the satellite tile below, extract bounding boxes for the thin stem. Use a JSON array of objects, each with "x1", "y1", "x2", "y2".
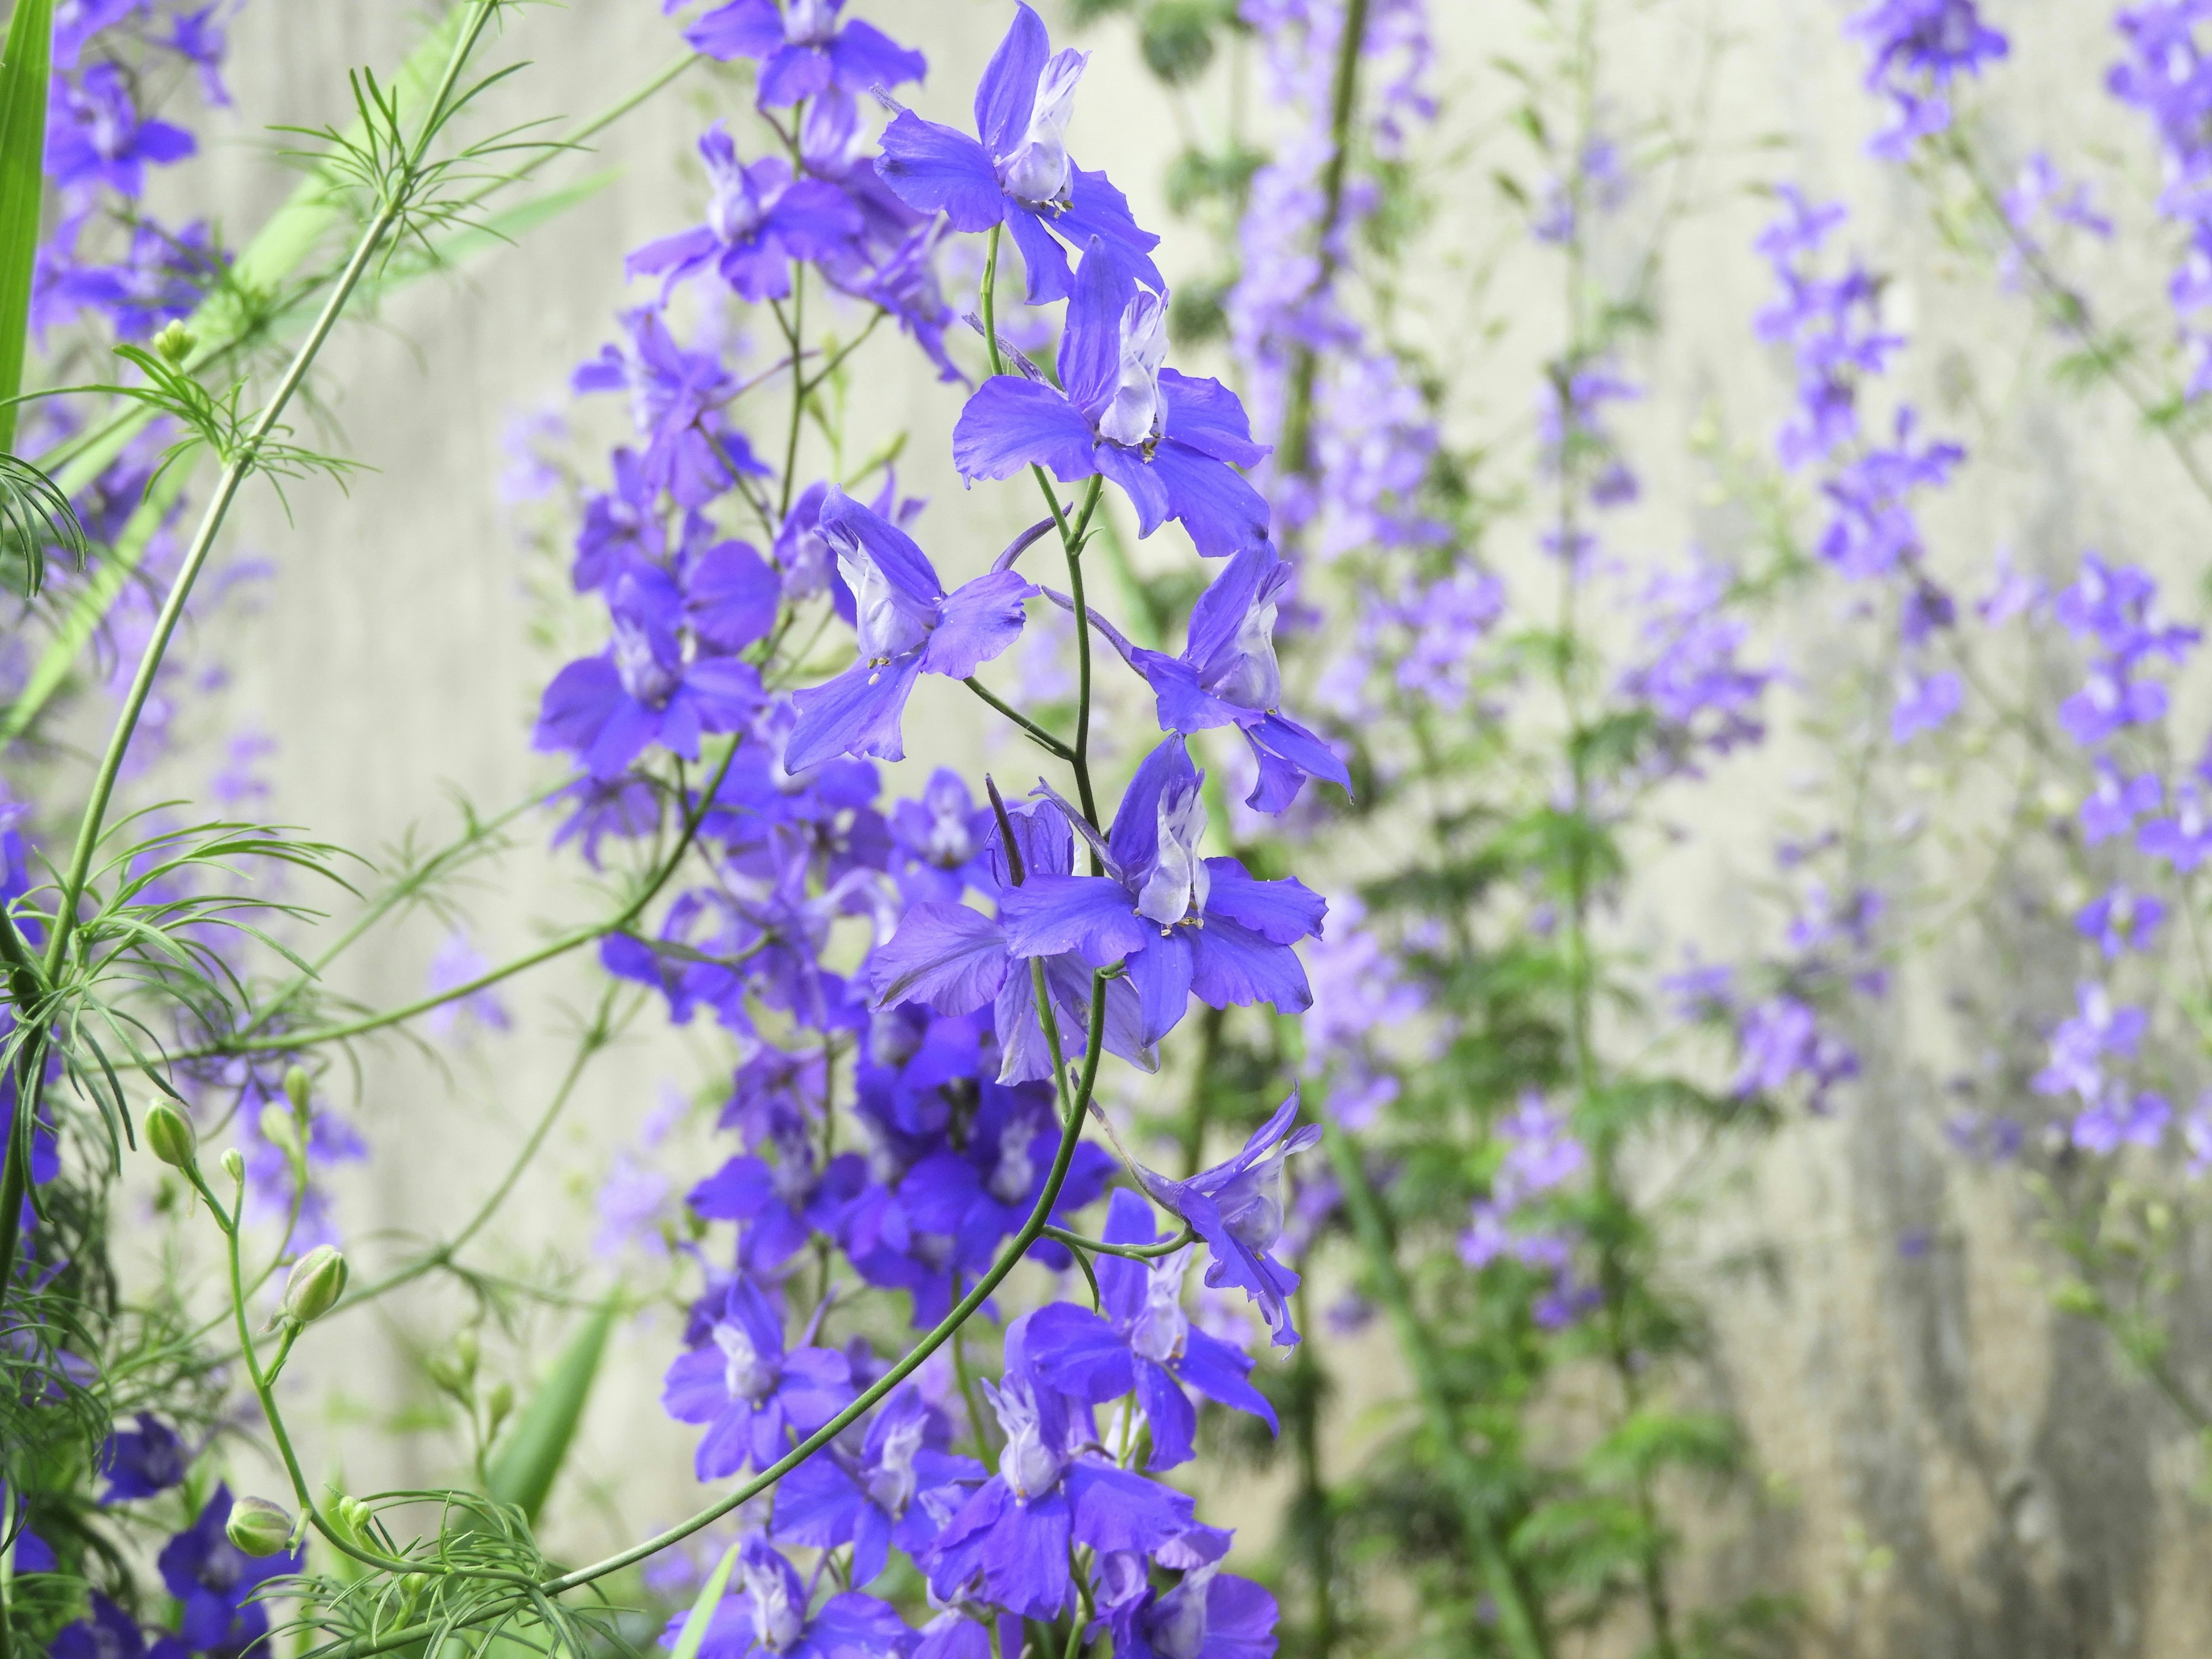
[{"x1": 1323, "y1": 1126, "x2": 1549, "y2": 1659}]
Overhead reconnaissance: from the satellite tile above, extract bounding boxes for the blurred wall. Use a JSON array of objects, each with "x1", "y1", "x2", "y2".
[{"x1": 153, "y1": 1, "x2": 2212, "y2": 1654}]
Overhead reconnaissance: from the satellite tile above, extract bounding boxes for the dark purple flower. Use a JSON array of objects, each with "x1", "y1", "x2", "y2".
[
  {"x1": 658, "y1": 1539, "x2": 913, "y2": 1659},
  {"x1": 786, "y1": 488, "x2": 1037, "y2": 772},
  {"x1": 953, "y1": 252, "x2": 1271, "y2": 558},
  {"x1": 630, "y1": 124, "x2": 866, "y2": 303},
  {"x1": 770, "y1": 1382, "x2": 983, "y2": 1584},
  {"x1": 1127, "y1": 1093, "x2": 1321, "y2": 1348},
  {"x1": 157, "y1": 1484, "x2": 303, "y2": 1659},
  {"x1": 100, "y1": 1412, "x2": 189, "y2": 1502},
  {"x1": 922, "y1": 1362, "x2": 1196, "y2": 1620},
  {"x1": 687, "y1": 0, "x2": 927, "y2": 109},
  {"x1": 661, "y1": 1277, "x2": 854, "y2": 1478},
  {"x1": 533, "y1": 570, "x2": 767, "y2": 779},
  {"x1": 875, "y1": 3, "x2": 1163, "y2": 304},
  {"x1": 1091, "y1": 546, "x2": 1349, "y2": 811},
  {"x1": 995, "y1": 739, "x2": 1325, "y2": 1048},
  {"x1": 1024, "y1": 1190, "x2": 1277, "y2": 1468},
  {"x1": 47, "y1": 65, "x2": 196, "y2": 200}
]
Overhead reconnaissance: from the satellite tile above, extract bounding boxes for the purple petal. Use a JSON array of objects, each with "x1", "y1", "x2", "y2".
[
  {"x1": 922, "y1": 569, "x2": 1037, "y2": 679},
  {"x1": 998, "y1": 874, "x2": 1150, "y2": 966},
  {"x1": 877, "y1": 113, "x2": 1005, "y2": 232},
  {"x1": 952, "y1": 377, "x2": 1097, "y2": 483},
  {"x1": 787, "y1": 652, "x2": 925, "y2": 771},
  {"x1": 870, "y1": 902, "x2": 1012, "y2": 1014}
]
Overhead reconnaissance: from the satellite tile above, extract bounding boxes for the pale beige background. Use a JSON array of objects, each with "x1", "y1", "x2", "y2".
[{"x1": 116, "y1": 1, "x2": 2212, "y2": 1654}]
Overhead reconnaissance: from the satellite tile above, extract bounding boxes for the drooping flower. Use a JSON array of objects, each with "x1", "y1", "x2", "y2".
[
  {"x1": 952, "y1": 250, "x2": 1272, "y2": 559},
  {"x1": 1024, "y1": 1190, "x2": 1278, "y2": 1468},
  {"x1": 995, "y1": 738, "x2": 1325, "y2": 1048},
  {"x1": 661, "y1": 1277, "x2": 854, "y2": 1478},
  {"x1": 770, "y1": 1383, "x2": 983, "y2": 1585},
  {"x1": 686, "y1": 0, "x2": 927, "y2": 109},
  {"x1": 785, "y1": 489, "x2": 1037, "y2": 772},
  {"x1": 875, "y1": 3, "x2": 1163, "y2": 304},
  {"x1": 1127, "y1": 1093, "x2": 1322, "y2": 1347}
]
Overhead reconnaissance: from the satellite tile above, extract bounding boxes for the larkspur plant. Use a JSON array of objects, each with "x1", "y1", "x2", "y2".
[{"x1": 14, "y1": 0, "x2": 2212, "y2": 1657}]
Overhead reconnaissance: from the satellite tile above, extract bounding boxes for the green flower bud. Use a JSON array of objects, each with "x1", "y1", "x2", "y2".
[
  {"x1": 258, "y1": 1100, "x2": 301, "y2": 1161},
  {"x1": 151, "y1": 319, "x2": 196, "y2": 366},
  {"x1": 219, "y1": 1147, "x2": 245, "y2": 1183},
  {"x1": 225, "y1": 1495, "x2": 294, "y2": 1557},
  {"x1": 283, "y1": 1064, "x2": 311, "y2": 1114},
  {"x1": 144, "y1": 1102, "x2": 197, "y2": 1170},
  {"x1": 281, "y1": 1244, "x2": 349, "y2": 1324}
]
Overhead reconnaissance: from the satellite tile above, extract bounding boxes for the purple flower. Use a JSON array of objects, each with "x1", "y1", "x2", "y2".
[
  {"x1": 1128, "y1": 1093, "x2": 1321, "y2": 1347},
  {"x1": 661, "y1": 1277, "x2": 854, "y2": 1478},
  {"x1": 1889, "y1": 669, "x2": 1961, "y2": 743},
  {"x1": 629, "y1": 124, "x2": 866, "y2": 303},
  {"x1": 876, "y1": 3, "x2": 1164, "y2": 305},
  {"x1": 47, "y1": 65, "x2": 196, "y2": 200},
  {"x1": 100, "y1": 1412, "x2": 189, "y2": 1502},
  {"x1": 2072, "y1": 1089, "x2": 2171, "y2": 1155},
  {"x1": 2031, "y1": 983, "x2": 2146, "y2": 1103},
  {"x1": 996, "y1": 738, "x2": 1327, "y2": 1047},
  {"x1": 157, "y1": 1485, "x2": 303, "y2": 1659},
  {"x1": 658, "y1": 1539, "x2": 913, "y2": 1659},
  {"x1": 785, "y1": 488, "x2": 1037, "y2": 771},
  {"x1": 954, "y1": 252, "x2": 1271, "y2": 558},
  {"x1": 533, "y1": 571, "x2": 767, "y2": 779},
  {"x1": 922, "y1": 1363, "x2": 1196, "y2": 1619},
  {"x1": 2075, "y1": 887, "x2": 2166, "y2": 959},
  {"x1": 687, "y1": 0, "x2": 927, "y2": 109},
  {"x1": 1091, "y1": 546, "x2": 1349, "y2": 810},
  {"x1": 1024, "y1": 1190, "x2": 1278, "y2": 1469},
  {"x1": 770, "y1": 1383, "x2": 983, "y2": 1585}
]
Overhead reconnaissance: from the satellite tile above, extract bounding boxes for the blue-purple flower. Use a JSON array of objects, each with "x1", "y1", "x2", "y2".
[
  {"x1": 953, "y1": 252, "x2": 1272, "y2": 558},
  {"x1": 687, "y1": 0, "x2": 927, "y2": 109},
  {"x1": 661, "y1": 1277, "x2": 854, "y2": 1478},
  {"x1": 1024, "y1": 1190, "x2": 1277, "y2": 1468},
  {"x1": 786, "y1": 489, "x2": 1037, "y2": 772},
  {"x1": 876, "y1": 3, "x2": 1162, "y2": 305}
]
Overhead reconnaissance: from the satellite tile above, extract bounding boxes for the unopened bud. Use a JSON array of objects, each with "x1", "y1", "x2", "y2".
[
  {"x1": 145, "y1": 1102, "x2": 197, "y2": 1170},
  {"x1": 225, "y1": 1495, "x2": 294, "y2": 1557},
  {"x1": 283, "y1": 1065, "x2": 311, "y2": 1115},
  {"x1": 151, "y1": 319, "x2": 196, "y2": 366},
  {"x1": 281, "y1": 1244, "x2": 349, "y2": 1324},
  {"x1": 259, "y1": 1101, "x2": 301, "y2": 1161},
  {"x1": 219, "y1": 1147, "x2": 246, "y2": 1183}
]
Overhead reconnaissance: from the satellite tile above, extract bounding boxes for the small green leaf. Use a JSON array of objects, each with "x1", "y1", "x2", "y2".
[
  {"x1": 0, "y1": 0, "x2": 55, "y2": 456},
  {"x1": 484, "y1": 1300, "x2": 615, "y2": 1524},
  {"x1": 669, "y1": 1543, "x2": 742, "y2": 1659}
]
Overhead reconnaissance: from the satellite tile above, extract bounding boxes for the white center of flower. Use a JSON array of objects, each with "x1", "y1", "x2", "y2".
[
  {"x1": 715, "y1": 1321, "x2": 778, "y2": 1404},
  {"x1": 998, "y1": 49, "x2": 1087, "y2": 206},
  {"x1": 839, "y1": 546, "x2": 934, "y2": 663},
  {"x1": 1135, "y1": 779, "x2": 1211, "y2": 927},
  {"x1": 990, "y1": 1377, "x2": 1065, "y2": 1501},
  {"x1": 865, "y1": 1411, "x2": 927, "y2": 1519},
  {"x1": 1128, "y1": 1245, "x2": 1193, "y2": 1365},
  {"x1": 1096, "y1": 290, "x2": 1169, "y2": 449}
]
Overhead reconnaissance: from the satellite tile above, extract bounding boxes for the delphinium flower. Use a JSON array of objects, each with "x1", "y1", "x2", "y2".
[
  {"x1": 1847, "y1": 0, "x2": 2008, "y2": 159},
  {"x1": 685, "y1": 0, "x2": 928, "y2": 110},
  {"x1": 952, "y1": 249, "x2": 1272, "y2": 559},
  {"x1": 1024, "y1": 1190, "x2": 1278, "y2": 1467},
  {"x1": 661, "y1": 1277, "x2": 854, "y2": 1478},
  {"x1": 659, "y1": 1537, "x2": 914, "y2": 1659},
  {"x1": 875, "y1": 3, "x2": 1164, "y2": 304}
]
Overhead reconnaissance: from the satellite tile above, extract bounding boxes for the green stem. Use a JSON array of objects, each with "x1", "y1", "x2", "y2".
[{"x1": 1323, "y1": 1126, "x2": 1549, "y2": 1659}]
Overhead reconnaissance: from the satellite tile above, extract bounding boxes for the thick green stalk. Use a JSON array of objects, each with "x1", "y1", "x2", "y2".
[{"x1": 1323, "y1": 1126, "x2": 1549, "y2": 1659}]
